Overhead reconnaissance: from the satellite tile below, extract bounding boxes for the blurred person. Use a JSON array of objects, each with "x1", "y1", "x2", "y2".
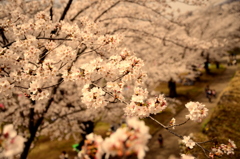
[
  {"x1": 212, "y1": 89, "x2": 216, "y2": 98},
  {"x1": 59, "y1": 151, "x2": 69, "y2": 159},
  {"x1": 158, "y1": 134, "x2": 164, "y2": 148}
]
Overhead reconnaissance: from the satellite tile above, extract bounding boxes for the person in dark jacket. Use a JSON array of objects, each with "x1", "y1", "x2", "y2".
[{"x1": 158, "y1": 134, "x2": 164, "y2": 148}]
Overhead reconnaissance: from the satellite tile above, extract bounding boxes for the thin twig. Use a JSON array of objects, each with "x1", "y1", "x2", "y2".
[
  {"x1": 1, "y1": 69, "x2": 10, "y2": 77},
  {"x1": 42, "y1": 79, "x2": 64, "y2": 89},
  {"x1": 166, "y1": 118, "x2": 190, "y2": 129},
  {"x1": 195, "y1": 142, "x2": 211, "y2": 158},
  {"x1": 149, "y1": 116, "x2": 166, "y2": 128},
  {"x1": 94, "y1": 1, "x2": 121, "y2": 23},
  {"x1": 58, "y1": 62, "x2": 68, "y2": 71},
  {"x1": 36, "y1": 37, "x2": 72, "y2": 41},
  {"x1": 70, "y1": 1, "x2": 98, "y2": 21},
  {"x1": 14, "y1": 85, "x2": 29, "y2": 89},
  {"x1": 102, "y1": 72, "x2": 129, "y2": 89},
  {"x1": 197, "y1": 139, "x2": 215, "y2": 144},
  {"x1": 28, "y1": 62, "x2": 39, "y2": 68},
  {"x1": 107, "y1": 27, "x2": 197, "y2": 50},
  {"x1": 2, "y1": 41, "x2": 15, "y2": 48},
  {"x1": 150, "y1": 116, "x2": 211, "y2": 157},
  {"x1": 91, "y1": 83, "x2": 129, "y2": 105}
]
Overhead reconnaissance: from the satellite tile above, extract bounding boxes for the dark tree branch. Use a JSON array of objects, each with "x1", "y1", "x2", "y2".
[
  {"x1": 28, "y1": 61, "x2": 39, "y2": 68},
  {"x1": 58, "y1": 62, "x2": 68, "y2": 71},
  {"x1": 50, "y1": 6, "x2": 53, "y2": 21},
  {"x1": 125, "y1": 0, "x2": 184, "y2": 27},
  {"x1": 195, "y1": 142, "x2": 211, "y2": 158},
  {"x1": 2, "y1": 37, "x2": 70, "y2": 48},
  {"x1": 166, "y1": 118, "x2": 190, "y2": 129},
  {"x1": 182, "y1": 47, "x2": 187, "y2": 59},
  {"x1": 40, "y1": 108, "x2": 86, "y2": 130},
  {"x1": 94, "y1": 1, "x2": 121, "y2": 23},
  {"x1": 59, "y1": 0, "x2": 73, "y2": 21},
  {"x1": 200, "y1": 20, "x2": 210, "y2": 38},
  {"x1": 99, "y1": 16, "x2": 152, "y2": 23},
  {"x1": 20, "y1": 77, "x2": 63, "y2": 159},
  {"x1": 125, "y1": 35, "x2": 156, "y2": 48},
  {"x1": 36, "y1": 37, "x2": 72, "y2": 41},
  {"x1": 0, "y1": 28, "x2": 9, "y2": 45},
  {"x1": 0, "y1": 68, "x2": 10, "y2": 77},
  {"x1": 2, "y1": 41, "x2": 15, "y2": 48},
  {"x1": 42, "y1": 79, "x2": 64, "y2": 90},
  {"x1": 107, "y1": 27, "x2": 198, "y2": 50},
  {"x1": 14, "y1": 85, "x2": 28, "y2": 89},
  {"x1": 28, "y1": 108, "x2": 35, "y2": 134},
  {"x1": 68, "y1": 43, "x2": 87, "y2": 72},
  {"x1": 73, "y1": 43, "x2": 87, "y2": 63},
  {"x1": 38, "y1": 48, "x2": 48, "y2": 64},
  {"x1": 70, "y1": 1, "x2": 98, "y2": 21}
]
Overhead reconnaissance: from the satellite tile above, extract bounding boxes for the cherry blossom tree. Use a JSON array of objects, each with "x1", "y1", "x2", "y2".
[
  {"x1": 177, "y1": 0, "x2": 240, "y2": 73},
  {"x1": 0, "y1": 0, "x2": 148, "y2": 158},
  {"x1": 0, "y1": 0, "x2": 238, "y2": 159},
  {"x1": 66, "y1": 1, "x2": 198, "y2": 77},
  {"x1": 65, "y1": 0, "x2": 233, "y2": 95}
]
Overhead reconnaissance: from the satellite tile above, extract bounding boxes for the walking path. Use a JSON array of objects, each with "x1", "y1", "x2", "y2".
[{"x1": 145, "y1": 64, "x2": 238, "y2": 159}]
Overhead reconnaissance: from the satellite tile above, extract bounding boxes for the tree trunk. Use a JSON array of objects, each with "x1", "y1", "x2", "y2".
[
  {"x1": 204, "y1": 61, "x2": 210, "y2": 74},
  {"x1": 168, "y1": 79, "x2": 177, "y2": 98},
  {"x1": 215, "y1": 61, "x2": 220, "y2": 69},
  {"x1": 20, "y1": 113, "x2": 45, "y2": 159},
  {"x1": 76, "y1": 121, "x2": 94, "y2": 151},
  {"x1": 20, "y1": 127, "x2": 38, "y2": 159},
  {"x1": 204, "y1": 53, "x2": 210, "y2": 74}
]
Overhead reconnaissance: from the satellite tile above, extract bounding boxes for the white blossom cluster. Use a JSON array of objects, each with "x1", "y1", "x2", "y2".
[
  {"x1": 182, "y1": 136, "x2": 196, "y2": 149},
  {"x1": 124, "y1": 87, "x2": 168, "y2": 118},
  {"x1": 185, "y1": 102, "x2": 208, "y2": 122},
  {"x1": 81, "y1": 84, "x2": 107, "y2": 109},
  {"x1": 209, "y1": 139, "x2": 237, "y2": 158},
  {"x1": 181, "y1": 154, "x2": 195, "y2": 159},
  {"x1": 106, "y1": 81, "x2": 125, "y2": 101},
  {"x1": 78, "y1": 117, "x2": 151, "y2": 159},
  {"x1": 0, "y1": 0, "x2": 150, "y2": 150},
  {"x1": 28, "y1": 79, "x2": 49, "y2": 100},
  {"x1": 169, "y1": 118, "x2": 176, "y2": 129},
  {"x1": 0, "y1": 124, "x2": 25, "y2": 158},
  {"x1": 0, "y1": 78, "x2": 14, "y2": 96}
]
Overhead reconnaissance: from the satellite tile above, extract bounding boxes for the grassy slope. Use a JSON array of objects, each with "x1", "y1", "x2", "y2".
[{"x1": 203, "y1": 70, "x2": 240, "y2": 158}]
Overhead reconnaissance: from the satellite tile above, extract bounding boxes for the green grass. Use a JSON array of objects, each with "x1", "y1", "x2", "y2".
[
  {"x1": 29, "y1": 136, "x2": 77, "y2": 159},
  {"x1": 94, "y1": 121, "x2": 110, "y2": 137}
]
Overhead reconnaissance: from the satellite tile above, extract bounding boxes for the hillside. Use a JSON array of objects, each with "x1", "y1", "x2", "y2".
[{"x1": 204, "y1": 69, "x2": 240, "y2": 158}]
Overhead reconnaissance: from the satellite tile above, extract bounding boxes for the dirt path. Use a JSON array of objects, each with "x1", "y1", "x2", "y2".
[{"x1": 145, "y1": 64, "x2": 238, "y2": 159}]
